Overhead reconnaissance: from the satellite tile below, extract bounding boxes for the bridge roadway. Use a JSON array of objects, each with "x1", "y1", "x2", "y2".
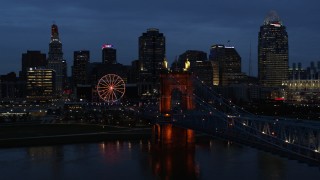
[
  {"x1": 133, "y1": 74, "x2": 320, "y2": 165},
  {"x1": 140, "y1": 110, "x2": 320, "y2": 165}
]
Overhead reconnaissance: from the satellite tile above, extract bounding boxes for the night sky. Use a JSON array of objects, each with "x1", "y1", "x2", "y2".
[{"x1": 0, "y1": 0, "x2": 319, "y2": 76}]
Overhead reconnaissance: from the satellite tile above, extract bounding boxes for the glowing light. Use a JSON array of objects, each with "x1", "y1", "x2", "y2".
[
  {"x1": 102, "y1": 44, "x2": 114, "y2": 49},
  {"x1": 183, "y1": 58, "x2": 190, "y2": 71},
  {"x1": 164, "y1": 113, "x2": 170, "y2": 117},
  {"x1": 270, "y1": 23, "x2": 281, "y2": 27}
]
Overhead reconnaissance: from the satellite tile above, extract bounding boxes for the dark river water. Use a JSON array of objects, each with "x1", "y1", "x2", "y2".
[{"x1": 0, "y1": 139, "x2": 319, "y2": 180}]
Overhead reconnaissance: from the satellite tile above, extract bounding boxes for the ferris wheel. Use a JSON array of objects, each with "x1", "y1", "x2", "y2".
[{"x1": 97, "y1": 74, "x2": 125, "y2": 103}]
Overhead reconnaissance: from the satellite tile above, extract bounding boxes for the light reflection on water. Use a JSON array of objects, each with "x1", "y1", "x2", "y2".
[{"x1": 0, "y1": 139, "x2": 319, "y2": 180}]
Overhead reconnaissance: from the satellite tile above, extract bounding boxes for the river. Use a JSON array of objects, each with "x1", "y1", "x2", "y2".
[{"x1": 0, "y1": 138, "x2": 319, "y2": 179}]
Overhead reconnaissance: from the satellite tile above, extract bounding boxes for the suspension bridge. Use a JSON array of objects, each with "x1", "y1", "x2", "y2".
[{"x1": 137, "y1": 72, "x2": 320, "y2": 165}]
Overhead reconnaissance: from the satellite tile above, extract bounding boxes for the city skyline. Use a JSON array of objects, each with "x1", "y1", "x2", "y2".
[{"x1": 1, "y1": 0, "x2": 320, "y2": 76}]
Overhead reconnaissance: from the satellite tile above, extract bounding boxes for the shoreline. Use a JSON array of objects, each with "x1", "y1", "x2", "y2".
[{"x1": 0, "y1": 124, "x2": 152, "y2": 148}]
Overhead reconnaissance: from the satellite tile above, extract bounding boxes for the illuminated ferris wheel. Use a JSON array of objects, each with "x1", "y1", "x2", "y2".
[{"x1": 97, "y1": 74, "x2": 125, "y2": 103}]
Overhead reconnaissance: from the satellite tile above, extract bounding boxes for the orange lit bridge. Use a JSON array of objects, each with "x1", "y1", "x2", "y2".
[{"x1": 137, "y1": 72, "x2": 320, "y2": 164}]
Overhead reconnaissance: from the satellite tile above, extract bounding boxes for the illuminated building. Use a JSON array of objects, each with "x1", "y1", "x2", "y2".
[
  {"x1": 102, "y1": 44, "x2": 117, "y2": 64},
  {"x1": 47, "y1": 23, "x2": 67, "y2": 94},
  {"x1": 178, "y1": 50, "x2": 207, "y2": 70},
  {"x1": 18, "y1": 50, "x2": 48, "y2": 98},
  {"x1": 258, "y1": 11, "x2": 288, "y2": 86},
  {"x1": 26, "y1": 68, "x2": 55, "y2": 102},
  {"x1": 175, "y1": 50, "x2": 212, "y2": 86},
  {"x1": 209, "y1": 44, "x2": 243, "y2": 86},
  {"x1": 138, "y1": 28, "x2": 167, "y2": 96},
  {"x1": 20, "y1": 51, "x2": 47, "y2": 81},
  {"x1": 72, "y1": 50, "x2": 90, "y2": 88},
  {"x1": 282, "y1": 80, "x2": 320, "y2": 104},
  {"x1": 284, "y1": 61, "x2": 320, "y2": 104},
  {"x1": 191, "y1": 61, "x2": 213, "y2": 86}
]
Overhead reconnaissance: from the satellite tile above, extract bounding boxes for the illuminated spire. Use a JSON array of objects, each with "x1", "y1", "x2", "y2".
[
  {"x1": 264, "y1": 10, "x2": 282, "y2": 25},
  {"x1": 51, "y1": 24, "x2": 60, "y2": 42}
]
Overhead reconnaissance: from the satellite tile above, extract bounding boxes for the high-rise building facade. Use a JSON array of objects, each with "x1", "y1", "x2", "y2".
[
  {"x1": 178, "y1": 50, "x2": 207, "y2": 70},
  {"x1": 173, "y1": 50, "x2": 212, "y2": 86},
  {"x1": 209, "y1": 45, "x2": 243, "y2": 86},
  {"x1": 258, "y1": 11, "x2": 288, "y2": 87},
  {"x1": 138, "y1": 28, "x2": 166, "y2": 96},
  {"x1": 20, "y1": 51, "x2": 47, "y2": 81},
  {"x1": 0, "y1": 72, "x2": 18, "y2": 99},
  {"x1": 47, "y1": 23, "x2": 67, "y2": 93},
  {"x1": 26, "y1": 68, "x2": 55, "y2": 102},
  {"x1": 191, "y1": 61, "x2": 214, "y2": 87},
  {"x1": 102, "y1": 44, "x2": 116, "y2": 64},
  {"x1": 72, "y1": 50, "x2": 90, "y2": 88}
]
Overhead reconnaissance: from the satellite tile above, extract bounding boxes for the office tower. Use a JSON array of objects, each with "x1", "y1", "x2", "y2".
[
  {"x1": 0, "y1": 72, "x2": 17, "y2": 99},
  {"x1": 174, "y1": 50, "x2": 212, "y2": 85},
  {"x1": 89, "y1": 62, "x2": 127, "y2": 84},
  {"x1": 26, "y1": 68, "x2": 55, "y2": 102},
  {"x1": 178, "y1": 50, "x2": 207, "y2": 70},
  {"x1": 127, "y1": 60, "x2": 140, "y2": 84},
  {"x1": 20, "y1": 51, "x2": 47, "y2": 80},
  {"x1": 138, "y1": 28, "x2": 166, "y2": 96},
  {"x1": 191, "y1": 61, "x2": 213, "y2": 87},
  {"x1": 47, "y1": 23, "x2": 67, "y2": 93},
  {"x1": 209, "y1": 44, "x2": 242, "y2": 86},
  {"x1": 258, "y1": 11, "x2": 288, "y2": 86},
  {"x1": 102, "y1": 44, "x2": 116, "y2": 64},
  {"x1": 72, "y1": 50, "x2": 90, "y2": 88}
]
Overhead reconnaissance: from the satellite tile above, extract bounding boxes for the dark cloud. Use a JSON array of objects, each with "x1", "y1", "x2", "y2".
[{"x1": 0, "y1": 0, "x2": 320, "y2": 76}]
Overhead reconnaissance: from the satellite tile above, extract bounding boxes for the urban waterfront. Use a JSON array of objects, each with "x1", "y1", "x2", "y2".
[
  {"x1": 0, "y1": 139, "x2": 319, "y2": 180},
  {"x1": 1, "y1": 1, "x2": 320, "y2": 179}
]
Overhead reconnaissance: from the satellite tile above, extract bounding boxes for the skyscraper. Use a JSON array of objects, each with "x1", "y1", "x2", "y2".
[
  {"x1": 26, "y1": 68, "x2": 55, "y2": 102},
  {"x1": 20, "y1": 51, "x2": 47, "y2": 81},
  {"x1": 0, "y1": 72, "x2": 18, "y2": 99},
  {"x1": 209, "y1": 45, "x2": 243, "y2": 86},
  {"x1": 138, "y1": 28, "x2": 166, "y2": 96},
  {"x1": 102, "y1": 44, "x2": 116, "y2": 64},
  {"x1": 72, "y1": 50, "x2": 90, "y2": 88},
  {"x1": 258, "y1": 11, "x2": 288, "y2": 86},
  {"x1": 47, "y1": 23, "x2": 67, "y2": 93},
  {"x1": 178, "y1": 50, "x2": 207, "y2": 69},
  {"x1": 174, "y1": 50, "x2": 212, "y2": 86}
]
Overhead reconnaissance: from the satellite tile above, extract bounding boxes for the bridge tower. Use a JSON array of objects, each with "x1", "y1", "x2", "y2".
[
  {"x1": 159, "y1": 72, "x2": 194, "y2": 114},
  {"x1": 153, "y1": 72, "x2": 195, "y2": 147}
]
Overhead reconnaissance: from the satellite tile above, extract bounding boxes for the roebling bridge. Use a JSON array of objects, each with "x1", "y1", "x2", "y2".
[{"x1": 135, "y1": 72, "x2": 320, "y2": 165}]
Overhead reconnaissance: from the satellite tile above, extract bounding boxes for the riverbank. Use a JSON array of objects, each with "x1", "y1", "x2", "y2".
[{"x1": 0, "y1": 124, "x2": 152, "y2": 148}]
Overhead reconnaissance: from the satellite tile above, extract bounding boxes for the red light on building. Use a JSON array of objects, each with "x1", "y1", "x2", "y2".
[
  {"x1": 275, "y1": 97, "x2": 284, "y2": 101},
  {"x1": 63, "y1": 89, "x2": 72, "y2": 95}
]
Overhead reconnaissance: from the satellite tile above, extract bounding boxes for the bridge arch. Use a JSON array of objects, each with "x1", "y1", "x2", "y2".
[{"x1": 159, "y1": 72, "x2": 194, "y2": 114}]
